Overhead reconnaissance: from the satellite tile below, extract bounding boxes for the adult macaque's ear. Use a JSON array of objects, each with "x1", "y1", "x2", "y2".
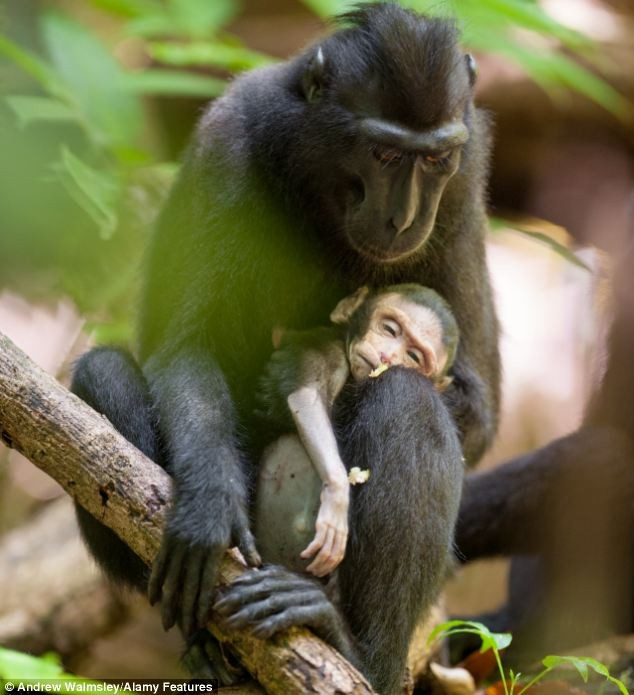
[
  {"x1": 435, "y1": 375, "x2": 453, "y2": 393},
  {"x1": 330, "y1": 286, "x2": 370, "y2": 325},
  {"x1": 302, "y1": 46, "x2": 327, "y2": 103},
  {"x1": 465, "y1": 53, "x2": 477, "y2": 87}
]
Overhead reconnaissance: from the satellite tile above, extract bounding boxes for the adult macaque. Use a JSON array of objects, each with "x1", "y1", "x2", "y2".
[
  {"x1": 255, "y1": 283, "x2": 460, "y2": 577},
  {"x1": 71, "y1": 5, "x2": 500, "y2": 692}
]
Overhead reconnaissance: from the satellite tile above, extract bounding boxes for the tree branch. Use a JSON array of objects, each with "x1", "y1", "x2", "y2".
[{"x1": 0, "y1": 331, "x2": 375, "y2": 695}]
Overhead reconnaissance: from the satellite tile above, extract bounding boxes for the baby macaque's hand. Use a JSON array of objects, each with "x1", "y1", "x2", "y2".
[{"x1": 300, "y1": 483, "x2": 349, "y2": 577}]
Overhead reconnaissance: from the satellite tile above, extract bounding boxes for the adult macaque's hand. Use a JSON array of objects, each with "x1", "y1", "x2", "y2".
[
  {"x1": 148, "y1": 493, "x2": 261, "y2": 636},
  {"x1": 300, "y1": 483, "x2": 349, "y2": 577}
]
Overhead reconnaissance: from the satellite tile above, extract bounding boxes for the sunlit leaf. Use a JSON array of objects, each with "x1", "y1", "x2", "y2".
[
  {"x1": 40, "y1": 12, "x2": 143, "y2": 148},
  {"x1": 169, "y1": 0, "x2": 240, "y2": 38},
  {"x1": 121, "y1": 69, "x2": 226, "y2": 97},
  {"x1": 0, "y1": 647, "x2": 101, "y2": 692},
  {"x1": 86, "y1": 319, "x2": 134, "y2": 344},
  {"x1": 462, "y1": 0, "x2": 586, "y2": 49},
  {"x1": 5, "y1": 95, "x2": 80, "y2": 128},
  {"x1": 89, "y1": 0, "x2": 161, "y2": 18},
  {"x1": 149, "y1": 40, "x2": 275, "y2": 71},
  {"x1": 54, "y1": 146, "x2": 120, "y2": 239},
  {"x1": 0, "y1": 648, "x2": 67, "y2": 679}
]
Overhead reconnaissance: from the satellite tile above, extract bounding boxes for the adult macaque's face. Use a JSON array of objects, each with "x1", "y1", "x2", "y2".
[{"x1": 347, "y1": 294, "x2": 448, "y2": 381}]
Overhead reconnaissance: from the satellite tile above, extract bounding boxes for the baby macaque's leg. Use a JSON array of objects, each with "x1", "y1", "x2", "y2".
[{"x1": 255, "y1": 434, "x2": 322, "y2": 573}]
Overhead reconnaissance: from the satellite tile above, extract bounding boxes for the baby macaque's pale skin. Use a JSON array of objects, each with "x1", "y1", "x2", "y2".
[{"x1": 255, "y1": 285, "x2": 457, "y2": 578}]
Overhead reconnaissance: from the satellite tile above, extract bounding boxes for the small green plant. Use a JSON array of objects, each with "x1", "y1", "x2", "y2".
[
  {"x1": 0, "y1": 646, "x2": 96, "y2": 691},
  {"x1": 429, "y1": 620, "x2": 629, "y2": 695}
]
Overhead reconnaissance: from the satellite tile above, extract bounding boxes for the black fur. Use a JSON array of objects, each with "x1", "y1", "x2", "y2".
[
  {"x1": 216, "y1": 369, "x2": 464, "y2": 694},
  {"x1": 456, "y1": 238, "x2": 634, "y2": 662},
  {"x1": 71, "y1": 347, "x2": 159, "y2": 590},
  {"x1": 72, "y1": 4, "x2": 499, "y2": 691},
  {"x1": 334, "y1": 369, "x2": 463, "y2": 693}
]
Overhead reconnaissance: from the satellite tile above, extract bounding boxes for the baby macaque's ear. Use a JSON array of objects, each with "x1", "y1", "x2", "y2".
[
  {"x1": 330, "y1": 286, "x2": 370, "y2": 325},
  {"x1": 435, "y1": 375, "x2": 453, "y2": 393}
]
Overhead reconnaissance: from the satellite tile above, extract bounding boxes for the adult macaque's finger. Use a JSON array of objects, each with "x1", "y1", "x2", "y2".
[
  {"x1": 160, "y1": 545, "x2": 187, "y2": 630},
  {"x1": 235, "y1": 524, "x2": 261, "y2": 567},
  {"x1": 148, "y1": 541, "x2": 171, "y2": 605},
  {"x1": 196, "y1": 545, "x2": 226, "y2": 627},
  {"x1": 180, "y1": 548, "x2": 204, "y2": 637}
]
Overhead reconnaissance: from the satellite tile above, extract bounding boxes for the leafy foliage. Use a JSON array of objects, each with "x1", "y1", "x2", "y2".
[
  {"x1": 429, "y1": 620, "x2": 630, "y2": 695},
  {"x1": 0, "y1": 647, "x2": 91, "y2": 686},
  {"x1": 0, "y1": 0, "x2": 628, "y2": 336}
]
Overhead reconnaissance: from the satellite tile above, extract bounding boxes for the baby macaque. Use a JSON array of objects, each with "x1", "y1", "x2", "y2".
[{"x1": 254, "y1": 284, "x2": 459, "y2": 578}]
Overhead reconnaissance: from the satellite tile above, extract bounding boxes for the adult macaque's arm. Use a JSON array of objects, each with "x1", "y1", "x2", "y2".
[{"x1": 287, "y1": 383, "x2": 349, "y2": 577}]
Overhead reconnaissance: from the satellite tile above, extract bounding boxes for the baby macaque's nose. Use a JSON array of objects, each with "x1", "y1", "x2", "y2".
[{"x1": 380, "y1": 352, "x2": 392, "y2": 364}]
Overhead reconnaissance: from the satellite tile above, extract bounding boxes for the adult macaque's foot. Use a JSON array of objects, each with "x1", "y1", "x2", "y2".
[{"x1": 214, "y1": 565, "x2": 342, "y2": 640}]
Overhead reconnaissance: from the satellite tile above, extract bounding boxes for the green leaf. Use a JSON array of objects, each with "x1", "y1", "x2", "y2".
[
  {"x1": 86, "y1": 319, "x2": 134, "y2": 344},
  {"x1": 299, "y1": 0, "x2": 372, "y2": 18},
  {"x1": 463, "y1": 0, "x2": 586, "y2": 49},
  {"x1": 542, "y1": 656, "x2": 629, "y2": 695},
  {"x1": 121, "y1": 69, "x2": 226, "y2": 97},
  {"x1": 54, "y1": 146, "x2": 120, "y2": 239},
  {"x1": 427, "y1": 619, "x2": 512, "y2": 651},
  {"x1": 543, "y1": 656, "x2": 589, "y2": 682},
  {"x1": 148, "y1": 40, "x2": 275, "y2": 71},
  {"x1": 0, "y1": 647, "x2": 101, "y2": 691},
  {"x1": 5, "y1": 95, "x2": 80, "y2": 128},
  {"x1": 0, "y1": 34, "x2": 71, "y2": 101},
  {"x1": 502, "y1": 44, "x2": 632, "y2": 121},
  {"x1": 125, "y1": 13, "x2": 175, "y2": 38},
  {"x1": 88, "y1": 0, "x2": 161, "y2": 18},
  {"x1": 40, "y1": 12, "x2": 143, "y2": 148},
  {"x1": 483, "y1": 631, "x2": 513, "y2": 652},
  {"x1": 0, "y1": 648, "x2": 66, "y2": 679},
  {"x1": 491, "y1": 218, "x2": 591, "y2": 271},
  {"x1": 169, "y1": 0, "x2": 240, "y2": 38},
  {"x1": 399, "y1": 1, "x2": 630, "y2": 121}
]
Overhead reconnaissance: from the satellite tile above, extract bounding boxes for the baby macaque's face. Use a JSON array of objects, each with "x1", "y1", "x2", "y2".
[{"x1": 347, "y1": 293, "x2": 448, "y2": 382}]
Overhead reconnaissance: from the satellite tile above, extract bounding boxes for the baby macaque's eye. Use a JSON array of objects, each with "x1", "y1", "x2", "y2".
[
  {"x1": 381, "y1": 319, "x2": 400, "y2": 337},
  {"x1": 407, "y1": 350, "x2": 423, "y2": 365}
]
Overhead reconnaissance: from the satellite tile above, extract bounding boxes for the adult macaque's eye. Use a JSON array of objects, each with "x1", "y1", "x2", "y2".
[
  {"x1": 424, "y1": 150, "x2": 451, "y2": 164},
  {"x1": 372, "y1": 146, "x2": 404, "y2": 165}
]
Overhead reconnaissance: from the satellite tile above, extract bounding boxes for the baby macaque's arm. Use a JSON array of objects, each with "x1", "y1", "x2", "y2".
[{"x1": 287, "y1": 371, "x2": 349, "y2": 577}]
